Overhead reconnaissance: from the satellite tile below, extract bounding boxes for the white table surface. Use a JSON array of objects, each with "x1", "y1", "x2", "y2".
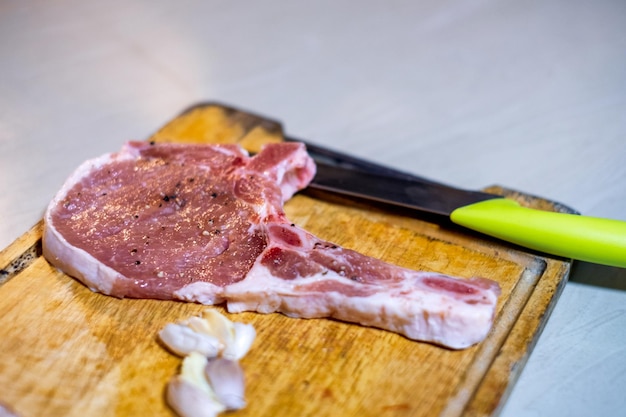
[{"x1": 1, "y1": 1, "x2": 625, "y2": 416}]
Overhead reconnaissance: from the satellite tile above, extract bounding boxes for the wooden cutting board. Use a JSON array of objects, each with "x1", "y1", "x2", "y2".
[{"x1": 0, "y1": 103, "x2": 574, "y2": 417}]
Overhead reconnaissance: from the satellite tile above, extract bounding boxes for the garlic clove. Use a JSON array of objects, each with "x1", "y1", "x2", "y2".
[
  {"x1": 204, "y1": 358, "x2": 246, "y2": 410},
  {"x1": 166, "y1": 353, "x2": 226, "y2": 417},
  {"x1": 183, "y1": 316, "x2": 215, "y2": 335},
  {"x1": 200, "y1": 309, "x2": 237, "y2": 347},
  {"x1": 158, "y1": 323, "x2": 221, "y2": 358},
  {"x1": 160, "y1": 311, "x2": 255, "y2": 417},
  {"x1": 0, "y1": 403, "x2": 19, "y2": 417},
  {"x1": 167, "y1": 376, "x2": 225, "y2": 417},
  {"x1": 222, "y1": 322, "x2": 256, "y2": 361},
  {"x1": 180, "y1": 352, "x2": 217, "y2": 396}
]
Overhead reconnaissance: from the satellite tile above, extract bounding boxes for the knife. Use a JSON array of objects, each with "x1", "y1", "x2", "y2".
[{"x1": 287, "y1": 137, "x2": 626, "y2": 268}]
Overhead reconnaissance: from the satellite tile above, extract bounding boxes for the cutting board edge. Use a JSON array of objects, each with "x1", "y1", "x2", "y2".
[
  {"x1": 0, "y1": 220, "x2": 43, "y2": 286},
  {"x1": 467, "y1": 258, "x2": 572, "y2": 417}
]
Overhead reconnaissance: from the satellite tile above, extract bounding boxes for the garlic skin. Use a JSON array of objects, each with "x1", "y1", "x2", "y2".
[
  {"x1": 166, "y1": 353, "x2": 226, "y2": 417},
  {"x1": 205, "y1": 358, "x2": 246, "y2": 410},
  {"x1": 158, "y1": 323, "x2": 221, "y2": 358}
]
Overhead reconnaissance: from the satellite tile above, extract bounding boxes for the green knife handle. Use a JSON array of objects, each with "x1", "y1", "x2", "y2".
[{"x1": 450, "y1": 198, "x2": 626, "y2": 268}]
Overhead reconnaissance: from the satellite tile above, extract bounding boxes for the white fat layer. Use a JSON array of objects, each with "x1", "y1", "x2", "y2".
[
  {"x1": 223, "y1": 262, "x2": 497, "y2": 349},
  {"x1": 173, "y1": 282, "x2": 225, "y2": 305}
]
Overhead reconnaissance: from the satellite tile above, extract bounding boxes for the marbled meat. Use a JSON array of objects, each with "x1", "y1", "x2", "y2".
[{"x1": 43, "y1": 141, "x2": 500, "y2": 348}]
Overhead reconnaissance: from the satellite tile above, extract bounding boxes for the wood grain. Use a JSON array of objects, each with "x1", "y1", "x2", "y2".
[{"x1": 0, "y1": 103, "x2": 573, "y2": 417}]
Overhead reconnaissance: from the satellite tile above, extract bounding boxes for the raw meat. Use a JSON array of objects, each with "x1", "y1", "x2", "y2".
[{"x1": 43, "y1": 141, "x2": 500, "y2": 349}]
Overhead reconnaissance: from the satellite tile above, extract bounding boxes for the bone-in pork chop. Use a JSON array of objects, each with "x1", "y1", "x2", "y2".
[{"x1": 43, "y1": 141, "x2": 500, "y2": 349}]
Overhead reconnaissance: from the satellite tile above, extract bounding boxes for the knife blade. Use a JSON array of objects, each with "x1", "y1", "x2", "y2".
[
  {"x1": 309, "y1": 160, "x2": 498, "y2": 217},
  {"x1": 287, "y1": 137, "x2": 626, "y2": 268}
]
